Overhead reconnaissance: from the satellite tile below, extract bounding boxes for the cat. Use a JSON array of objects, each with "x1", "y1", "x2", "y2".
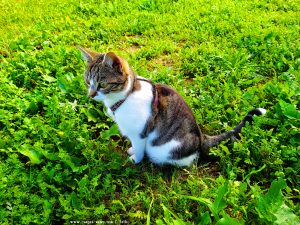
[{"x1": 78, "y1": 46, "x2": 266, "y2": 167}]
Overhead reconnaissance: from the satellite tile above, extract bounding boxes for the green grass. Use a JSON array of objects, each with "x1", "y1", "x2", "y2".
[{"x1": 0, "y1": 0, "x2": 299, "y2": 224}]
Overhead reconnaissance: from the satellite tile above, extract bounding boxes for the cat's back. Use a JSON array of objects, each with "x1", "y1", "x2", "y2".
[
  {"x1": 155, "y1": 84, "x2": 197, "y2": 122},
  {"x1": 146, "y1": 83, "x2": 202, "y2": 165},
  {"x1": 143, "y1": 83, "x2": 200, "y2": 144}
]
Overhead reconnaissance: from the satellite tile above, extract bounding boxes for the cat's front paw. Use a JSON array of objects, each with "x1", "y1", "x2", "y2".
[
  {"x1": 127, "y1": 147, "x2": 134, "y2": 156},
  {"x1": 129, "y1": 154, "x2": 143, "y2": 164}
]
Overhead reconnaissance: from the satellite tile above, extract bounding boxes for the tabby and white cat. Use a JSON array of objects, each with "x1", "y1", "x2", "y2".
[{"x1": 78, "y1": 47, "x2": 266, "y2": 167}]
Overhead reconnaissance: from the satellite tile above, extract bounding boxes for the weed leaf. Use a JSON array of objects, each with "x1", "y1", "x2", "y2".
[
  {"x1": 100, "y1": 124, "x2": 120, "y2": 140},
  {"x1": 216, "y1": 213, "x2": 244, "y2": 225},
  {"x1": 211, "y1": 180, "x2": 229, "y2": 219},
  {"x1": 255, "y1": 178, "x2": 299, "y2": 223},
  {"x1": 19, "y1": 144, "x2": 43, "y2": 164},
  {"x1": 199, "y1": 211, "x2": 211, "y2": 225},
  {"x1": 274, "y1": 204, "x2": 300, "y2": 225},
  {"x1": 160, "y1": 204, "x2": 187, "y2": 225},
  {"x1": 279, "y1": 100, "x2": 300, "y2": 120},
  {"x1": 147, "y1": 193, "x2": 154, "y2": 225}
]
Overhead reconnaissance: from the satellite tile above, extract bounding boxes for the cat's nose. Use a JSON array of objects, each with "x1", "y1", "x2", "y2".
[{"x1": 89, "y1": 90, "x2": 97, "y2": 98}]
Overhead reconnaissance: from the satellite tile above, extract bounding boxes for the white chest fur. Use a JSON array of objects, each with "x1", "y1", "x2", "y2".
[{"x1": 108, "y1": 81, "x2": 153, "y2": 139}]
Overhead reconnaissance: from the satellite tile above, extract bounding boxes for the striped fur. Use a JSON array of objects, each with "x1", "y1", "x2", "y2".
[{"x1": 79, "y1": 47, "x2": 266, "y2": 167}]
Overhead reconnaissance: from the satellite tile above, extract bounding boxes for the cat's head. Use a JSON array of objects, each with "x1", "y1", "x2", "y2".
[{"x1": 78, "y1": 46, "x2": 131, "y2": 101}]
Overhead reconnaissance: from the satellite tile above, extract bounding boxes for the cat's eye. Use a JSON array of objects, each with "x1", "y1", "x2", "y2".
[{"x1": 98, "y1": 82, "x2": 108, "y2": 89}]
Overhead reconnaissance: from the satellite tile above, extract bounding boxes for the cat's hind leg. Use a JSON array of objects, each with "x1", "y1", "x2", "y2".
[{"x1": 168, "y1": 134, "x2": 200, "y2": 167}]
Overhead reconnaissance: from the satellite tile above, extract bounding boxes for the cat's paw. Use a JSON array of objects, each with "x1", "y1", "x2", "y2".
[
  {"x1": 129, "y1": 155, "x2": 143, "y2": 164},
  {"x1": 127, "y1": 147, "x2": 134, "y2": 156}
]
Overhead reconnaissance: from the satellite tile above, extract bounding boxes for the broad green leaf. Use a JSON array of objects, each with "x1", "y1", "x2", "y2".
[
  {"x1": 100, "y1": 124, "x2": 120, "y2": 140},
  {"x1": 279, "y1": 100, "x2": 300, "y2": 120},
  {"x1": 84, "y1": 108, "x2": 99, "y2": 122},
  {"x1": 180, "y1": 195, "x2": 212, "y2": 206},
  {"x1": 216, "y1": 214, "x2": 244, "y2": 225},
  {"x1": 70, "y1": 191, "x2": 80, "y2": 209},
  {"x1": 200, "y1": 211, "x2": 212, "y2": 225},
  {"x1": 274, "y1": 204, "x2": 300, "y2": 225},
  {"x1": 255, "y1": 178, "x2": 287, "y2": 222},
  {"x1": 211, "y1": 181, "x2": 229, "y2": 218},
  {"x1": 161, "y1": 204, "x2": 186, "y2": 225},
  {"x1": 58, "y1": 77, "x2": 68, "y2": 92},
  {"x1": 19, "y1": 144, "x2": 43, "y2": 164},
  {"x1": 43, "y1": 75, "x2": 56, "y2": 83},
  {"x1": 156, "y1": 219, "x2": 165, "y2": 225}
]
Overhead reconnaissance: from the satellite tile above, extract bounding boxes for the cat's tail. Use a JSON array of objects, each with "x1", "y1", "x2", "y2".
[{"x1": 200, "y1": 108, "x2": 266, "y2": 156}]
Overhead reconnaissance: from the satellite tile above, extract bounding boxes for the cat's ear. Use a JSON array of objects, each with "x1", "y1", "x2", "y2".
[
  {"x1": 77, "y1": 46, "x2": 97, "y2": 62},
  {"x1": 103, "y1": 52, "x2": 130, "y2": 75},
  {"x1": 103, "y1": 52, "x2": 122, "y2": 69}
]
